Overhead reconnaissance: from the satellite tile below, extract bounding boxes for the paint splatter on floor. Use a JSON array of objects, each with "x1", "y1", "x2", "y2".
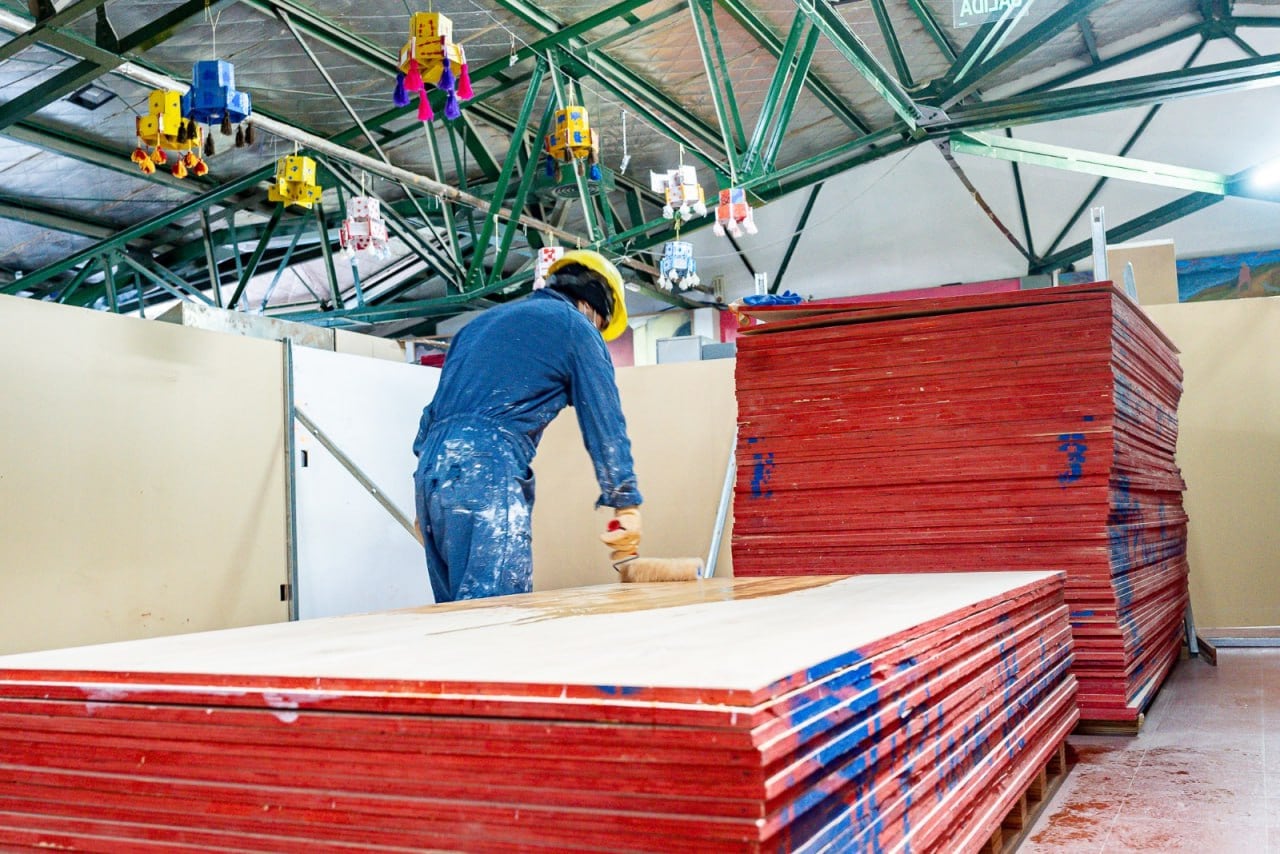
[{"x1": 1020, "y1": 649, "x2": 1280, "y2": 853}]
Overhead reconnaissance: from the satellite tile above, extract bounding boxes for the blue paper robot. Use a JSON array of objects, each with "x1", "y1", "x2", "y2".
[
  {"x1": 185, "y1": 60, "x2": 252, "y2": 151},
  {"x1": 659, "y1": 241, "x2": 700, "y2": 291}
]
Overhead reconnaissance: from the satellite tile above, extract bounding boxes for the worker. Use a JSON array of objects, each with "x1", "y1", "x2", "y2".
[{"x1": 412, "y1": 250, "x2": 643, "y2": 603}]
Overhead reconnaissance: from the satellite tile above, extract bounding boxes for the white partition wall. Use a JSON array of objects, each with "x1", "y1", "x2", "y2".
[{"x1": 291, "y1": 346, "x2": 441, "y2": 619}]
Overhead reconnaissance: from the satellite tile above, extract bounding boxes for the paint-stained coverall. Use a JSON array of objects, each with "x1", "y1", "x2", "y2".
[{"x1": 413, "y1": 288, "x2": 642, "y2": 603}]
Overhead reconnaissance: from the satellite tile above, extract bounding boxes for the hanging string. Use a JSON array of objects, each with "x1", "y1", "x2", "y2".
[{"x1": 204, "y1": 1, "x2": 222, "y2": 59}]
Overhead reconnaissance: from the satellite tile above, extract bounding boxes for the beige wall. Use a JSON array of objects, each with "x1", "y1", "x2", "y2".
[
  {"x1": 0, "y1": 296, "x2": 289, "y2": 654},
  {"x1": 532, "y1": 358, "x2": 737, "y2": 590},
  {"x1": 1143, "y1": 297, "x2": 1280, "y2": 630}
]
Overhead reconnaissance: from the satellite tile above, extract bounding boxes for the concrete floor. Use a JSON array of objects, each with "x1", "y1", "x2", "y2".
[{"x1": 1021, "y1": 649, "x2": 1279, "y2": 853}]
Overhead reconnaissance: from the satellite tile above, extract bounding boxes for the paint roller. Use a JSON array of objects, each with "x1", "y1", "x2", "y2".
[
  {"x1": 605, "y1": 427, "x2": 737, "y2": 584},
  {"x1": 602, "y1": 509, "x2": 703, "y2": 583}
]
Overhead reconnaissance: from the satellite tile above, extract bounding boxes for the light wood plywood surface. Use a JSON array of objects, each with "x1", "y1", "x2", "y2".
[
  {"x1": 1144, "y1": 296, "x2": 1280, "y2": 628},
  {"x1": 0, "y1": 573, "x2": 1059, "y2": 693}
]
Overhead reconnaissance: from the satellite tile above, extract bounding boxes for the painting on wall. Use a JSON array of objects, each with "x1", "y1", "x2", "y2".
[{"x1": 1177, "y1": 249, "x2": 1280, "y2": 302}]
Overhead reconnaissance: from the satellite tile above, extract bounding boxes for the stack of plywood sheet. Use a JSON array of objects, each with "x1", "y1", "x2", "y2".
[
  {"x1": 0, "y1": 574, "x2": 1075, "y2": 852},
  {"x1": 732, "y1": 283, "x2": 1189, "y2": 725}
]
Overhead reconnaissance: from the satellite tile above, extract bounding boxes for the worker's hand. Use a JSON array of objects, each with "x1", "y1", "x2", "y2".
[
  {"x1": 412, "y1": 515, "x2": 424, "y2": 547},
  {"x1": 600, "y1": 506, "x2": 641, "y2": 562}
]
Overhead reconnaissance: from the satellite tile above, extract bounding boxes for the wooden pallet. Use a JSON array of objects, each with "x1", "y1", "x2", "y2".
[{"x1": 981, "y1": 739, "x2": 1072, "y2": 854}]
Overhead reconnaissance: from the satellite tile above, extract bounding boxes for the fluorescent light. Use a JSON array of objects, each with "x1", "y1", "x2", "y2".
[{"x1": 1247, "y1": 158, "x2": 1280, "y2": 192}]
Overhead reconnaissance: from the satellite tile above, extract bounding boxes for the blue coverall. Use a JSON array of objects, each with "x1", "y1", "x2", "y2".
[{"x1": 413, "y1": 288, "x2": 642, "y2": 603}]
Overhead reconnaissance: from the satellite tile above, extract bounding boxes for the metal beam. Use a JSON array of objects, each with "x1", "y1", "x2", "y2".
[
  {"x1": 741, "y1": 15, "x2": 808, "y2": 178},
  {"x1": 771, "y1": 182, "x2": 822, "y2": 294},
  {"x1": 1032, "y1": 193, "x2": 1223, "y2": 273},
  {"x1": 0, "y1": 194, "x2": 113, "y2": 238},
  {"x1": 313, "y1": 202, "x2": 342, "y2": 310},
  {"x1": 719, "y1": 0, "x2": 869, "y2": 134},
  {"x1": 489, "y1": 0, "x2": 730, "y2": 169},
  {"x1": 3, "y1": 165, "x2": 275, "y2": 294},
  {"x1": 945, "y1": 52, "x2": 1280, "y2": 132},
  {"x1": 687, "y1": 0, "x2": 746, "y2": 172},
  {"x1": 466, "y1": 59, "x2": 547, "y2": 287},
  {"x1": 935, "y1": 139, "x2": 1031, "y2": 263},
  {"x1": 279, "y1": 4, "x2": 463, "y2": 280},
  {"x1": 0, "y1": 60, "x2": 108, "y2": 131},
  {"x1": 792, "y1": 0, "x2": 941, "y2": 131},
  {"x1": 761, "y1": 24, "x2": 821, "y2": 173},
  {"x1": 548, "y1": 62, "x2": 601, "y2": 243},
  {"x1": 938, "y1": 0, "x2": 1111, "y2": 107},
  {"x1": 200, "y1": 211, "x2": 223, "y2": 307},
  {"x1": 0, "y1": 0, "x2": 106, "y2": 63},
  {"x1": 1005, "y1": 129, "x2": 1035, "y2": 260},
  {"x1": 930, "y1": 1, "x2": 1029, "y2": 104},
  {"x1": 227, "y1": 204, "x2": 286, "y2": 310},
  {"x1": 4, "y1": 120, "x2": 203, "y2": 194},
  {"x1": 869, "y1": 0, "x2": 913, "y2": 87},
  {"x1": 490, "y1": 98, "x2": 557, "y2": 285},
  {"x1": 321, "y1": 159, "x2": 462, "y2": 289},
  {"x1": 1041, "y1": 39, "x2": 1207, "y2": 259},
  {"x1": 905, "y1": 0, "x2": 956, "y2": 62},
  {"x1": 1022, "y1": 24, "x2": 1204, "y2": 96},
  {"x1": 950, "y1": 130, "x2": 1231, "y2": 195}
]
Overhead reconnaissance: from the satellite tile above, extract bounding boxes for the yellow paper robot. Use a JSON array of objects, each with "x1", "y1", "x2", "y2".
[
  {"x1": 131, "y1": 89, "x2": 207, "y2": 178},
  {"x1": 268, "y1": 155, "x2": 322, "y2": 209},
  {"x1": 544, "y1": 106, "x2": 601, "y2": 181},
  {"x1": 394, "y1": 12, "x2": 472, "y2": 122}
]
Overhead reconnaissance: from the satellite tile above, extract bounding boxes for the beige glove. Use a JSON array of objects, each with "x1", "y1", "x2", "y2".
[
  {"x1": 412, "y1": 515, "x2": 425, "y2": 546},
  {"x1": 600, "y1": 506, "x2": 642, "y2": 563}
]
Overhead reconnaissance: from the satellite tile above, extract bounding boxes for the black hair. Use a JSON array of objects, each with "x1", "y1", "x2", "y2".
[{"x1": 546, "y1": 263, "x2": 614, "y2": 324}]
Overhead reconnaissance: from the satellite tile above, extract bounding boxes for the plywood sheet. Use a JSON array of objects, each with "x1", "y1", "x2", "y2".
[
  {"x1": 1143, "y1": 296, "x2": 1280, "y2": 628},
  {"x1": 732, "y1": 284, "x2": 1189, "y2": 722},
  {"x1": 0, "y1": 573, "x2": 1055, "y2": 690},
  {"x1": 0, "y1": 296, "x2": 288, "y2": 654},
  {"x1": 532, "y1": 358, "x2": 738, "y2": 591},
  {"x1": 1108, "y1": 240, "x2": 1179, "y2": 306},
  {"x1": 0, "y1": 572, "x2": 1076, "y2": 852},
  {"x1": 333, "y1": 328, "x2": 405, "y2": 362}
]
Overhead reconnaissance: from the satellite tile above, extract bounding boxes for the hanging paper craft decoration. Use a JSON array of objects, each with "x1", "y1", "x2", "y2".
[
  {"x1": 532, "y1": 245, "x2": 565, "y2": 289},
  {"x1": 186, "y1": 60, "x2": 253, "y2": 154},
  {"x1": 544, "y1": 106, "x2": 602, "y2": 182},
  {"x1": 339, "y1": 195, "x2": 392, "y2": 259},
  {"x1": 393, "y1": 12, "x2": 473, "y2": 122},
  {"x1": 268, "y1": 154, "x2": 322, "y2": 209},
  {"x1": 131, "y1": 89, "x2": 208, "y2": 178},
  {"x1": 650, "y1": 164, "x2": 707, "y2": 222},
  {"x1": 659, "y1": 240, "x2": 700, "y2": 290},
  {"x1": 713, "y1": 186, "x2": 758, "y2": 238}
]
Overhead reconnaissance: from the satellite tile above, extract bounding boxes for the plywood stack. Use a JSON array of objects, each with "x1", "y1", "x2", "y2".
[
  {"x1": 0, "y1": 574, "x2": 1076, "y2": 852},
  {"x1": 733, "y1": 283, "x2": 1189, "y2": 725}
]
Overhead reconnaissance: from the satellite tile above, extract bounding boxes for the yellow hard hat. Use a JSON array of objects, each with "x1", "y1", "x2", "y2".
[{"x1": 547, "y1": 249, "x2": 629, "y2": 342}]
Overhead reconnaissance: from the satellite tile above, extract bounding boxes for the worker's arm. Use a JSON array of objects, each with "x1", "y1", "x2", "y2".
[{"x1": 566, "y1": 321, "x2": 643, "y2": 509}]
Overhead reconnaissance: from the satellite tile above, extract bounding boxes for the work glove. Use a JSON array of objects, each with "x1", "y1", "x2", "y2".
[{"x1": 600, "y1": 506, "x2": 642, "y2": 563}]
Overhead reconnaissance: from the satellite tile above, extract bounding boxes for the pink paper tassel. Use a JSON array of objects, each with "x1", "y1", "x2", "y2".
[
  {"x1": 405, "y1": 58, "x2": 423, "y2": 92},
  {"x1": 417, "y1": 90, "x2": 434, "y2": 122},
  {"x1": 457, "y1": 63, "x2": 472, "y2": 100}
]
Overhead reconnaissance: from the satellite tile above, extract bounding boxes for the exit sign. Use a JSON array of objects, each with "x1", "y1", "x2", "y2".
[{"x1": 953, "y1": 0, "x2": 1026, "y2": 27}]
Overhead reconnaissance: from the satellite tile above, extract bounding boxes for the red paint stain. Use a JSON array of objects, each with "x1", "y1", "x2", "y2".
[{"x1": 1029, "y1": 799, "x2": 1114, "y2": 845}]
